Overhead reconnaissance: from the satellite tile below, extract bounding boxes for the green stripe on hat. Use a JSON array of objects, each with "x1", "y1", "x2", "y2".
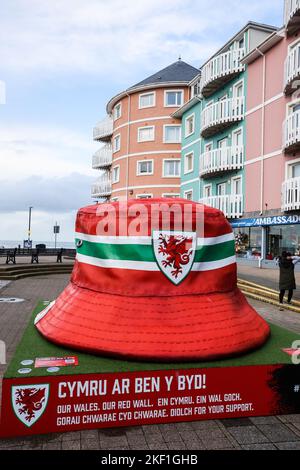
[{"x1": 75, "y1": 239, "x2": 235, "y2": 264}]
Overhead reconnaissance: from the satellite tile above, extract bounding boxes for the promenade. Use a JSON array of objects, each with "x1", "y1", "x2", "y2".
[
  {"x1": 0, "y1": 270, "x2": 300, "y2": 450},
  {"x1": 238, "y1": 264, "x2": 300, "y2": 300}
]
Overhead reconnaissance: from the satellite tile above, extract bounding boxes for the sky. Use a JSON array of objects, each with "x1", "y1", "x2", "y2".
[{"x1": 0, "y1": 0, "x2": 283, "y2": 243}]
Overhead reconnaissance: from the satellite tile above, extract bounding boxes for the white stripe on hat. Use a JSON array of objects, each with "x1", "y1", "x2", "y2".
[
  {"x1": 75, "y1": 233, "x2": 151, "y2": 245},
  {"x1": 192, "y1": 256, "x2": 236, "y2": 272},
  {"x1": 75, "y1": 232, "x2": 234, "y2": 247},
  {"x1": 34, "y1": 301, "x2": 56, "y2": 325},
  {"x1": 76, "y1": 253, "x2": 236, "y2": 272}
]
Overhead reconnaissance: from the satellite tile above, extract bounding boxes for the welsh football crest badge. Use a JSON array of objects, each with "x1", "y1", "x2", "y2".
[
  {"x1": 152, "y1": 231, "x2": 197, "y2": 285},
  {"x1": 12, "y1": 384, "x2": 49, "y2": 427}
]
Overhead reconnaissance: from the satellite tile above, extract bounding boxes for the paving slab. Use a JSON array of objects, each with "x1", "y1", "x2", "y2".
[
  {"x1": 276, "y1": 441, "x2": 300, "y2": 450},
  {"x1": 256, "y1": 423, "x2": 300, "y2": 443},
  {"x1": 227, "y1": 426, "x2": 270, "y2": 445}
]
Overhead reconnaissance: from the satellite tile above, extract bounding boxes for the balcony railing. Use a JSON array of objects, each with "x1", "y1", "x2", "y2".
[
  {"x1": 284, "y1": 0, "x2": 300, "y2": 33},
  {"x1": 200, "y1": 195, "x2": 243, "y2": 219},
  {"x1": 284, "y1": 42, "x2": 300, "y2": 94},
  {"x1": 201, "y1": 97, "x2": 244, "y2": 138},
  {"x1": 92, "y1": 144, "x2": 113, "y2": 169},
  {"x1": 283, "y1": 110, "x2": 300, "y2": 152},
  {"x1": 91, "y1": 174, "x2": 112, "y2": 198},
  {"x1": 200, "y1": 146, "x2": 244, "y2": 178},
  {"x1": 282, "y1": 177, "x2": 300, "y2": 211},
  {"x1": 93, "y1": 116, "x2": 113, "y2": 142},
  {"x1": 200, "y1": 48, "x2": 245, "y2": 97}
]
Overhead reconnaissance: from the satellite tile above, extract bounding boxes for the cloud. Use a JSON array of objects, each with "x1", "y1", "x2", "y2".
[
  {"x1": 0, "y1": 0, "x2": 282, "y2": 78},
  {"x1": 0, "y1": 125, "x2": 95, "y2": 179},
  {"x1": 0, "y1": 173, "x2": 94, "y2": 213}
]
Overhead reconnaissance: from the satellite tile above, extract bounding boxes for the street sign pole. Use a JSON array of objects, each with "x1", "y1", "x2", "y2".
[
  {"x1": 54, "y1": 223, "x2": 60, "y2": 249},
  {"x1": 28, "y1": 206, "x2": 33, "y2": 243}
]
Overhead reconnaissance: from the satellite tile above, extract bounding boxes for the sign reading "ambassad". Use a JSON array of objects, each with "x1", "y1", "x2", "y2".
[{"x1": 232, "y1": 215, "x2": 300, "y2": 228}]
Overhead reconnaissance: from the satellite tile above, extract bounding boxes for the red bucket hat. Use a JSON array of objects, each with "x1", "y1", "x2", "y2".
[{"x1": 35, "y1": 199, "x2": 270, "y2": 362}]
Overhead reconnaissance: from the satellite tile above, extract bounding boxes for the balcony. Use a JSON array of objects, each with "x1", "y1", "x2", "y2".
[
  {"x1": 200, "y1": 146, "x2": 244, "y2": 178},
  {"x1": 284, "y1": 42, "x2": 300, "y2": 94},
  {"x1": 93, "y1": 116, "x2": 113, "y2": 142},
  {"x1": 200, "y1": 195, "x2": 243, "y2": 219},
  {"x1": 282, "y1": 177, "x2": 300, "y2": 211},
  {"x1": 200, "y1": 48, "x2": 245, "y2": 98},
  {"x1": 91, "y1": 174, "x2": 112, "y2": 199},
  {"x1": 283, "y1": 111, "x2": 300, "y2": 153},
  {"x1": 285, "y1": 0, "x2": 300, "y2": 35},
  {"x1": 201, "y1": 97, "x2": 244, "y2": 138},
  {"x1": 92, "y1": 144, "x2": 113, "y2": 169}
]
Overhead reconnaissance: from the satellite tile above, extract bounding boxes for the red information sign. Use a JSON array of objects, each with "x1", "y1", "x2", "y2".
[{"x1": 1, "y1": 364, "x2": 297, "y2": 438}]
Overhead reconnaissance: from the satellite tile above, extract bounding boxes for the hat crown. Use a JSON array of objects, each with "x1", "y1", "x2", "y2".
[{"x1": 72, "y1": 199, "x2": 237, "y2": 297}]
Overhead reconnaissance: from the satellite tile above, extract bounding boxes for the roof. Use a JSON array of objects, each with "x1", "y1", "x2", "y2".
[
  {"x1": 201, "y1": 21, "x2": 278, "y2": 69},
  {"x1": 242, "y1": 28, "x2": 285, "y2": 65},
  {"x1": 130, "y1": 60, "x2": 200, "y2": 89},
  {"x1": 172, "y1": 96, "x2": 202, "y2": 119},
  {"x1": 106, "y1": 59, "x2": 200, "y2": 113}
]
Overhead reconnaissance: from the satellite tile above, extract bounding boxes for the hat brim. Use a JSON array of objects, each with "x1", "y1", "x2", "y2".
[{"x1": 35, "y1": 282, "x2": 270, "y2": 362}]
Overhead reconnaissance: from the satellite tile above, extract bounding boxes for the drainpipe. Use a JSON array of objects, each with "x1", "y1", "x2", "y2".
[
  {"x1": 256, "y1": 47, "x2": 267, "y2": 266},
  {"x1": 126, "y1": 93, "x2": 131, "y2": 201},
  {"x1": 195, "y1": 95, "x2": 203, "y2": 200}
]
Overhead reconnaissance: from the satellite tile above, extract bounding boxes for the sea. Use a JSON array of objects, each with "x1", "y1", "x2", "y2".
[{"x1": 0, "y1": 240, "x2": 75, "y2": 249}]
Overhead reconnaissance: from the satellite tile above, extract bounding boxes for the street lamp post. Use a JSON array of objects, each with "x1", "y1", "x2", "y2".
[{"x1": 28, "y1": 206, "x2": 33, "y2": 246}]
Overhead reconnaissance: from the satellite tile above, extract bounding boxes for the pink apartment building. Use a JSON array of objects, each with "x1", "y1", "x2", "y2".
[
  {"x1": 233, "y1": 1, "x2": 300, "y2": 265},
  {"x1": 91, "y1": 60, "x2": 199, "y2": 201}
]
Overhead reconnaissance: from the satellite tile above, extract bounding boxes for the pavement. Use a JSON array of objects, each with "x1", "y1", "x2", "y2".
[
  {"x1": 0, "y1": 270, "x2": 300, "y2": 451},
  {"x1": 238, "y1": 263, "x2": 300, "y2": 300}
]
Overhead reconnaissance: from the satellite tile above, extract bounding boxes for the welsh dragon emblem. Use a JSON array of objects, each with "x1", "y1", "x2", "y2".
[
  {"x1": 12, "y1": 384, "x2": 49, "y2": 427},
  {"x1": 153, "y1": 231, "x2": 197, "y2": 285}
]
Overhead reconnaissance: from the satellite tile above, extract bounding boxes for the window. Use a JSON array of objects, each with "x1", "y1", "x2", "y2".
[
  {"x1": 113, "y1": 134, "x2": 121, "y2": 153},
  {"x1": 233, "y1": 81, "x2": 244, "y2": 99},
  {"x1": 234, "y1": 227, "x2": 262, "y2": 259},
  {"x1": 205, "y1": 142, "x2": 213, "y2": 153},
  {"x1": 185, "y1": 114, "x2": 195, "y2": 137},
  {"x1": 164, "y1": 125, "x2": 181, "y2": 143},
  {"x1": 163, "y1": 159, "x2": 180, "y2": 177},
  {"x1": 138, "y1": 126, "x2": 155, "y2": 142},
  {"x1": 162, "y1": 194, "x2": 180, "y2": 198},
  {"x1": 184, "y1": 190, "x2": 193, "y2": 201},
  {"x1": 184, "y1": 152, "x2": 194, "y2": 174},
  {"x1": 218, "y1": 138, "x2": 227, "y2": 149},
  {"x1": 112, "y1": 165, "x2": 120, "y2": 184},
  {"x1": 232, "y1": 129, "x2": 243, "y2": 148},
  {"x1": 114, "y1": 103, "x2": 122, "y2": 121},
  {"x1": 139, "y1": 92, "x2": 155, "y2": 109},
  {"x1": 203, "y1": 185, "x2": 212, "y2": 198},
  {"x1": 165, "y1": 90, "x2": 183, "y2": 107},
  {"x1": 217, "y1": 183, "x2": 226, "y2": 196},
  {"x1": 218, "y1": 138, "x2": 228, "y2": 165},
  {"x1": 136, "y1": 194, "x2": 153, "y2": 199},
  {"x1": 191, "y1": 79, "x2": 201, "y2": 98},
  {"x1": 288, "y1": 162, "x2": 300, "y2": 178},
  {"x1": 232, "y1": 177, "x2": 242, "y2": 195},
  {"x1": 291, "y1": 102, "x2": 300, "y2": 114},
  {"x1": 239, "y1": 38, "x2": 245, "y2": 49},
  {"x1": 137, "y1": 160, "x2": 153, "y2": 175}
]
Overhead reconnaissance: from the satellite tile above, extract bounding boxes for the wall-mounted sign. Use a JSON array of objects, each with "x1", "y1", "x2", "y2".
[{"x1": 231, "y1": 215, "x2": 300, "y2": 229}]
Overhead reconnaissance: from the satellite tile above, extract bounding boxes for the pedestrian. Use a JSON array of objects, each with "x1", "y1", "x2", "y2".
[{"x1": 278, "y1": 251, "x2": 300, "y2": 311}]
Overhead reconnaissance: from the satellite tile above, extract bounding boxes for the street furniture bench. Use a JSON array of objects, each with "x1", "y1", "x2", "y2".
[{"x1": 1, "y1": 248, "x2": 66, "y2": 264}]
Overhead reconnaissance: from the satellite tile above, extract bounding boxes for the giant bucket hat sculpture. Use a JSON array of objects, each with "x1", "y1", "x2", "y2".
[{"x1": 35, "y1": 199, "x2": 270, "y2": 362}]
